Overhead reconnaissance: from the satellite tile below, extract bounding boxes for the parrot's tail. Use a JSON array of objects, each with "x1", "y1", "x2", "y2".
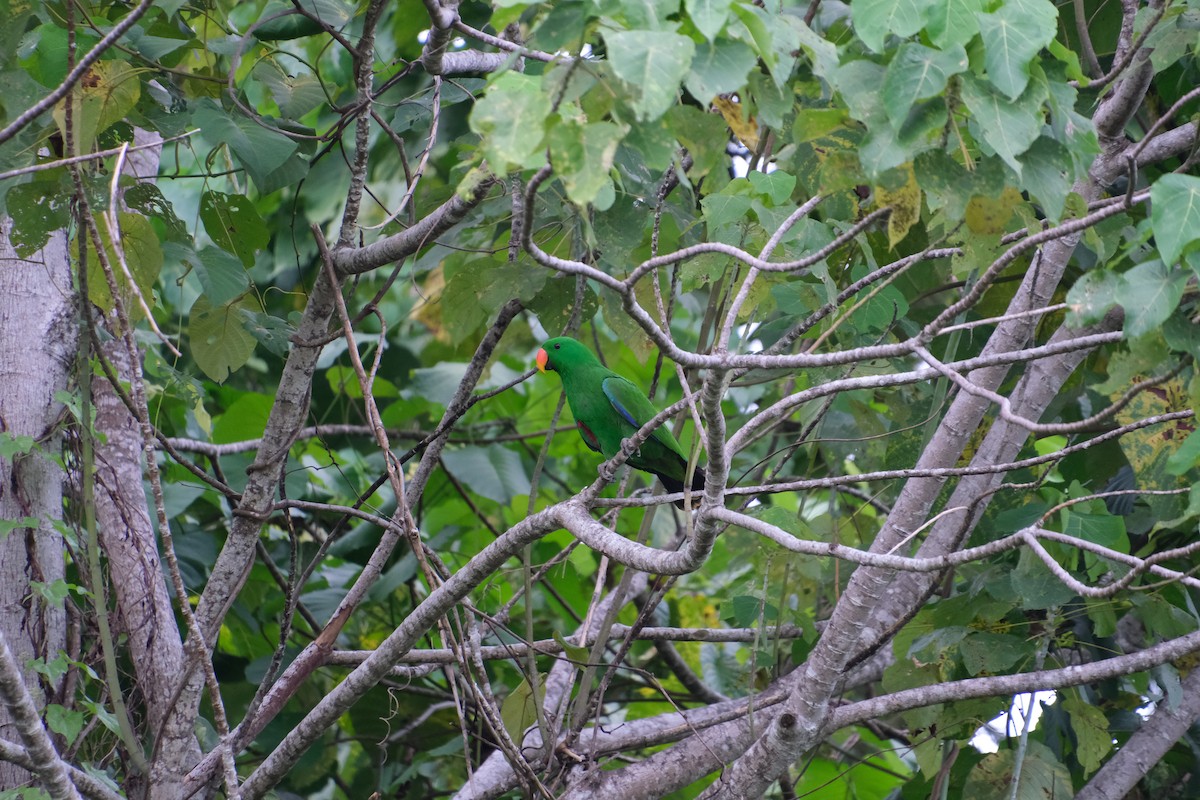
[{"x1": 658, "y1": 469, "x2": 705, "y2": 509}]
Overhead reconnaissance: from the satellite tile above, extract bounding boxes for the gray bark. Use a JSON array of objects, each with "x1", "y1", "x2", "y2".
[
  {"x1": 0, "y1": 218, "x2": 74, "y2": 790},
  {"x1": 1075, "y1": 667, "x2": 1200, "y2": 800},
  {"x1": 89, "y1": 127, "x2": 203, "y2": 797},
  {"x1": 92, "y1": 338, "x2": 201, "y2": 794}
]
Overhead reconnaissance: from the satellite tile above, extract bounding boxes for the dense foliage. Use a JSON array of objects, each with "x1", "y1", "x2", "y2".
[{"x1": 1, "y1": 0, "x2": 1200, "y2": 797}]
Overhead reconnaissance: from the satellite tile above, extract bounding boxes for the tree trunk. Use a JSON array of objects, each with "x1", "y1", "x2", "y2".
[
  {"x1": 92, "y1": 336, "x2": 202, "y2": 796},
  {"x1": 0, "y1": 218, "x2": 74, "y2": 789}
]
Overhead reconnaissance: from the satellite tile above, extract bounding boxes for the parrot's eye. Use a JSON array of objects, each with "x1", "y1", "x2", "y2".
[{"x1": 554, "y1": 343, "x2": 560, "y2": 349}]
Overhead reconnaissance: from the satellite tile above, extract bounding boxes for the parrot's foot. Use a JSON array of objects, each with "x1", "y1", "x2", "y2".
[
  {"x1": 597, "y1": 461, "x2": 617, "y2": 484},
  {"x1": 619, "y1": 436, "x2": 640, "y2": 459}
]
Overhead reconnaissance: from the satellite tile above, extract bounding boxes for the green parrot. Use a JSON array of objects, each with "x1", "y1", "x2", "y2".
[{"x1": 536, "y1": 336, "x2": 704, "y2": 506}]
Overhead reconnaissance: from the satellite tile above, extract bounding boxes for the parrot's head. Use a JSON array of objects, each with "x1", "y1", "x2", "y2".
[{"x1": 536, "y1": 336, "x2": 596, "y2": 375}]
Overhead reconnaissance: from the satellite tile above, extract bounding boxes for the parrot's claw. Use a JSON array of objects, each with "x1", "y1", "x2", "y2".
[{"x1": 598, "y1": 462, "x2": 617, "y2": 484}]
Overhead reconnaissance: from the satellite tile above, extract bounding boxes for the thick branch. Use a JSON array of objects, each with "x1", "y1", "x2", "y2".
[
  {"x1": 0, "y1": 632, "x2": 81, "y2": 800},
  {"x1": 1074, "y1": 668, "x2": 1200, "y2": 800}
]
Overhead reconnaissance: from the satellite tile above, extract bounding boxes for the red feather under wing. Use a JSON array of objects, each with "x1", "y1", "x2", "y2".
[{"x1": 577, "y1": 421, "x2": 602, "y2": 453}]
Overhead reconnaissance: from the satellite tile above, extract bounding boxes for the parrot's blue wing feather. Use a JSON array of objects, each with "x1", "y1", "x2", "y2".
[{"x1": 601, "y1": 377, "x2": 642, "y2": 429}]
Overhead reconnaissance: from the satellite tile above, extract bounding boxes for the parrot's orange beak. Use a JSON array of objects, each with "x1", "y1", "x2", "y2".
[{"x1": 536, "y1": 348, "x2": 549, "y2": 373}]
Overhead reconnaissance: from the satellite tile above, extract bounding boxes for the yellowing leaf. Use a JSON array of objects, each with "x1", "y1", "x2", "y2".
[
  {"x1": 1062, "y1": 692, "x2": 1112, "y2": 775},
  {"x1": 411, "y1": 264, "x2": 448, "y2": 342},
  {"x1": 1115, "y1": 375, "x2": 1193, "y2": 480},
  {"x1": 82, "y1": 212, "x2": 163, "y2": 318},
  {"x1": 713, "y1": 95, "x2": 758, "y2": 150},
  {"x1": 52, "y1": 60, "x2": 140, "y2": 149},
  {"x1": 965, "y1": 186, "x2": 1023, "y2": 234},
  {"x1": 875, "y1": 163, "x2": 921, "y2": 248}
]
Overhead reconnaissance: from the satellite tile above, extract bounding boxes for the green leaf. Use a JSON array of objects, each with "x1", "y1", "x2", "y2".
[
  {"x1": 1143, "y1": 7, "x2": 1200, "y2": 71},
  {"x1": 1010, "y1": 547, "x2": 1076, "y2": 610},
  {"x1": 728, "y1": 4, "x2": 776, "y2": 75},
  {"x1": 1135, "y1": 594, "x2": 1197, "y2": 642},
  {"x1": 253, "y1": 11, "x2": 325, "y2": 41},
  {"x1": 1119, "y1": 260, "x2": 1187, "y2": 339},
  {"x1": 729, "y1": 4, "x2": 798, "y2": 87},
  {"x1": 1063, "y1": 511, "x2": 1126, "y2": 550},
  {"x1": 0, "y1": 434, "x2": 35, "y2": 460},
  {"x1": 468, "y1": 72, "x2": 551, "y2": 168},
  {"x1": 1065, "y1": 268, "x2": 1121, "y2": 325},
  {"x1": 30, "y1": 579, "x2": 71, "y2": 604},
  {"x1": 612, "y1": 0, "x2": 682, "y2": 30},
  {"x1": 191, "y1": 99, "x2": 300, "y2": 191},
  {"x1": 960, "y1": 73, "x2": 1043, "y2": 176},
  {"x1": 162, "y1": 482, "x2": 206, "y2": 519},
  {"x1": 325, "y1": 365, "x2": 399, "y2": 399},
  {"x1": 79, "y1": 699, "x2": 122, "y2": 736},
  {"x1": 199, "y1": 191, "x2": 269, "y2": 268},
  {"x1": 1166, "y1": 429, "x2": 1200, "y2": 476},
  {"x1": 852, "y1": 0, "x2": 928, "y2": 53},
  {"x1": 254, "y1": 60, "x2": 326, "y2": 119},
  {"x1": 121, "y1": 26, "x2": 191, "y2": 61},
  {"x1": 0, "y1": 2, "x2": 35, "y2": 72},
  {"x1": 965, "y1": 740, "x2": 1074, "y2": 799},
  {"x1": 922, "y1": 0, "x2": 983, "y2": 49},
  {"x1": 124, "y1": 184, "x2": 188, "y2": 242},
  {"x1": 622, "y1": 114, "x2": 678, "y2": 170},
  {"x1": 1048, "y1": 38, "x2": 1088, "y2": 85},
  {"x1": 958, "y1": 633, "x2": 1032, "y2": 676},
  {"x1": 882, "y1": 43, "x2": 968, "y2": 129},
  {"x1": 831, "y1": 59, "x2": 887, "y2": 127},
  {"x1": 604, "y1": 30, "x2": 695, "y2": 121},
  {"x1": 700, "y1": 642, "x2": 743, "y2": 695},
  {"x1": 746, "y1": 68, "x2": 791, "y2": 129},
  {"x1": 1149, "y1": 174, "x2": 1200, "y2": 266},
  {"x1": 686, "y1": 0, "x2": 733, "y2": 40},
  {"x1": 501, "y1": 675, "x2": 546, "y2": 745},
  {"x1": 28, "y1": 654, "x2": 72, "y2": 683},
  {"x1": 838, "y1": 52, "x2": 942, "y2": 178},
  {"x1": 183, "y1": 245, "x2": 251, "y2": 306},
  {"x1": 548, "y1": 119, "x2": 624, "y2": 206},
  {"x1": 667, "y1": 104, "x2": 732, "y2": 179},
  {"x1": 442, "y1": 260, "x2": 547, "y2": 345},
  {"x1": 1019, "y1": 136, "x2": 1072, "y2": 221},
  {"x1": 0, "y1": 517, "x2": 39, "y2": 539},
  {"x1": 441, "y1": 445, "x2": 531, "y2": 504},
  {"x1": 685, "y1": 39, "x2": 757, "y2": 104},
  {"x1": 908, "y1": 626, "x2": 971, "y2": 662},
  {"x1": 976, "y1": 0, "x2": 1057, "y2": 100},
  {"x1": 253, "y1": 149, "x2": 311, "y2": 195},
  {"x1": 189, "y1": 294, "x2": 262, "y2": 383},
  {"x1": 527, "y1": 3, "x2": 587, "y2": 51},
  {"x1": 786, "y1": 14, "x2": 839, "y2": 78},
  {"x1": 406, "y1": 362, "x2": 470, "y2": 407},
  {"x1": 241, "y1": 311, "x2": 293, "y2": 357},
  {"x1": 701, "y1": 190, "x2": 753, "y2": 231},
  {"x1": 748, "y1": 170, "x2": 797, "y2": 205},
  {"x1": 5, "y1": 178, "x2": 70, "y2": 258},
  {"x1": 210, "y1": 393, "x2": 273, "y2": 443},
  {"x1": 722, "y1": 594, "x2": 764, "y2": 627},
  {"x1": 46, "y1": 704, "x2": 85, "y2": 746}
]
